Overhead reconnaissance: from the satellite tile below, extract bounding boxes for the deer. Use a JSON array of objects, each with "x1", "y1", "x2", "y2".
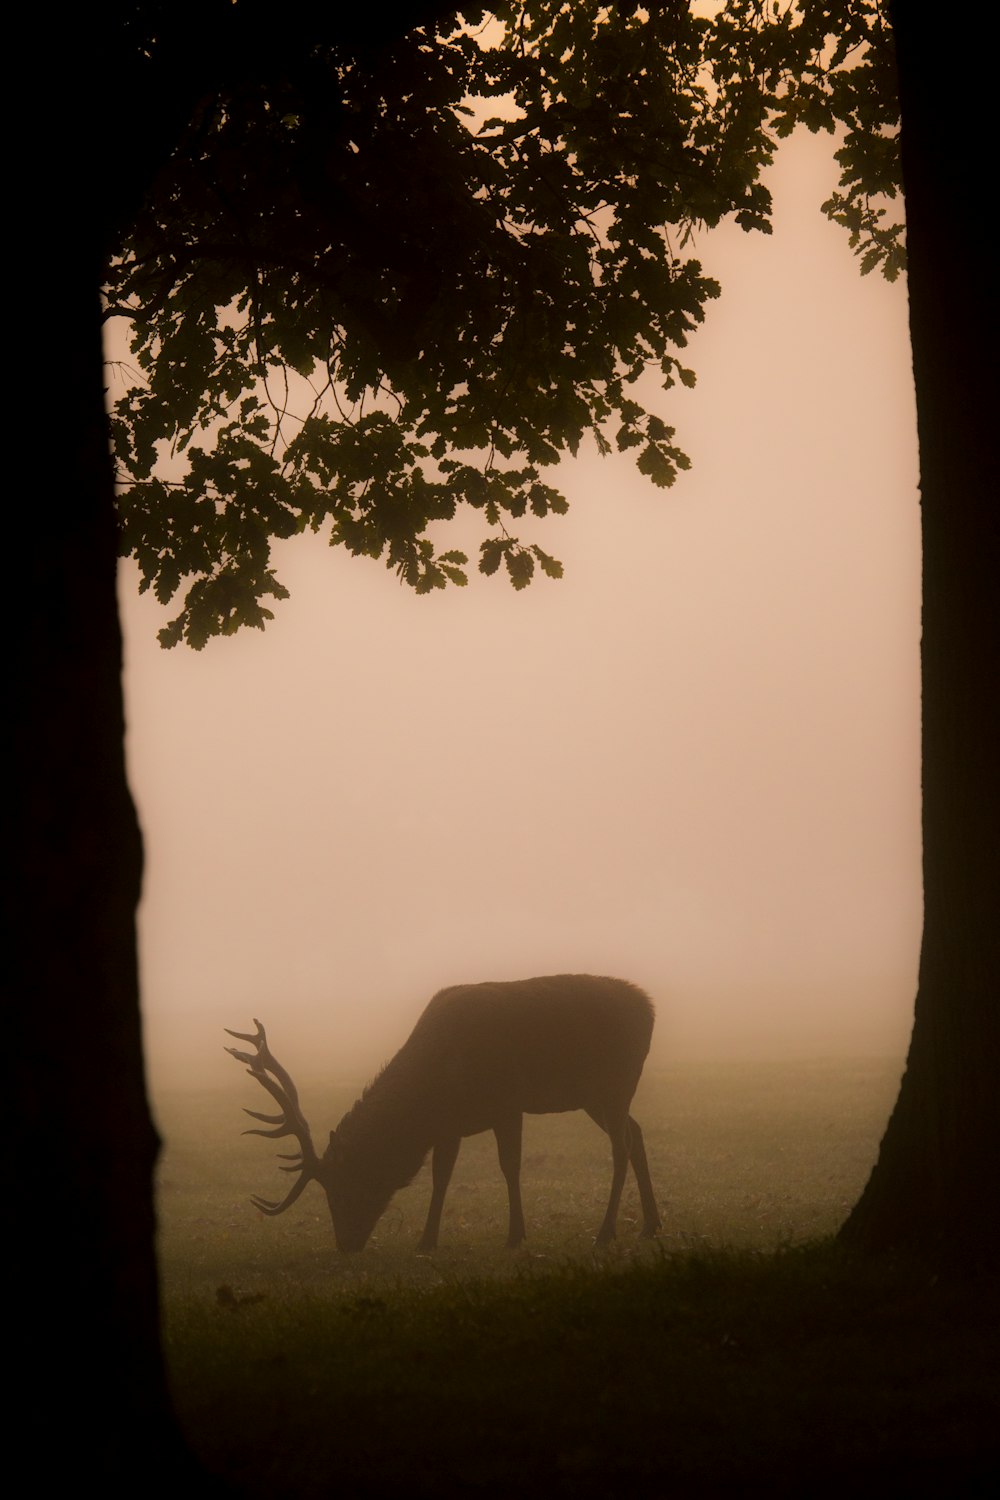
[{"x1": 225, "y1": 973, "x2": 661, "y2": 1252}]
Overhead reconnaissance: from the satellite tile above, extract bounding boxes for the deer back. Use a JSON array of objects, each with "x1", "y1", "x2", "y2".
[{"x1": 370, "y1": 973, "x2": 655, "y2": 1131}]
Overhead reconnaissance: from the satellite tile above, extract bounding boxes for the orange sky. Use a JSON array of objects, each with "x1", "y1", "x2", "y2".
[{"x1": 119, "y1": 129, "x2": 921, "y2": 1093}]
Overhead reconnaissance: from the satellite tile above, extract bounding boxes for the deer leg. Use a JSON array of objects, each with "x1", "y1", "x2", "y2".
[
  {"x1": 588, "y1": 1105, "x2": 631, "y2": 1247},
  {"x1": 587, "y1": 1107, "x2": 660, "y2": 1240},
  {"x1": 494, "y1": 1112, "x2": 526, "y2": 1248},
  {"x1": 627, "y1": 1115, "x2": 661, "y2": 1237},
  {"x1": 419, "y1": 1135, "x2": 460, "y2": 1251}
]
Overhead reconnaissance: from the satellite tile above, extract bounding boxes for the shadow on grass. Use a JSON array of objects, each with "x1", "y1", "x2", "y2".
[{"x1": 165, "y1": 1241, "x2": 999, "y2": 1497}]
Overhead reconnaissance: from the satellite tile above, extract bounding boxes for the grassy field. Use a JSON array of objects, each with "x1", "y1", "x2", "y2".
[
  {"x1": 154, "y1": 1057, "x2": 899, "y2": 1290},
  {"x1": 154, "y1": 1059, "x2": 999, "y2": 1495}
]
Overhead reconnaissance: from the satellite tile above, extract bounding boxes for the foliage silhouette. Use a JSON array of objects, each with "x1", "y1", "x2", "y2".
[{"x1": 106, "y1": 1, "x2": 900, "y2": 646}]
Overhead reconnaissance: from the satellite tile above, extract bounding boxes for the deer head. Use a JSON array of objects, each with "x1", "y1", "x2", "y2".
[{"x1": 224, "y1": 1019, "x2": 387, "y2": 1251}]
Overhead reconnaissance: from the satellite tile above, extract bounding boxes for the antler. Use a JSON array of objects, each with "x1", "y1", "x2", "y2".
[{"x1": 225, "y1": 1019, "x2": 321, "y2": 1216}]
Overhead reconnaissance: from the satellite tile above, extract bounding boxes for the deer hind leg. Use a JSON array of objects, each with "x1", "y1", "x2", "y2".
[
  {"x1": 587, "y1": 1106, "x2": 660, "y2": 1243},
  {"x1": 626, "y1": 1116, "x2": 661, "y2": 1237},
  {"x1": 494, "y1": 1111, "x2": 526, "y2": 1248},
  {"x1": 419, "y1": 1135, "x2": 460, "y2": 1251},
  {"x1": 588, "y1": 1104, "x2": 632, "y2": 1247}
]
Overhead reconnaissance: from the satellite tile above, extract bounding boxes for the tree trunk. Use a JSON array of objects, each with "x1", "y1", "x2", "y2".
[
  {"x1": 13, "y1": 6, "x2": 461, "y2": 1481},
  {"x1": 11, "y1": 10, "x2": 212, "y2": 1482},
  {"x1": 14, "y1": 267, "x2": 200, "y2": 1479},
  {"x1": 839, "y1": 4, "x2": 999, "y2": 1271}
]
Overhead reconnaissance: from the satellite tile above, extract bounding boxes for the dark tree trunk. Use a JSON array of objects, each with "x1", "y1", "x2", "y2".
[
  {"x1": 14, "y1": 248, "x2": 195, "y2": 1480},
  {"x1": 13, "y1": 5, "x2": 459, "y2": 1482},
  {"x1": 840, "y1": 5, "x2": 999, "y2": 1271},
  {"x1": 12, "y1": 7, "x2": 194, "y2": 1478}
]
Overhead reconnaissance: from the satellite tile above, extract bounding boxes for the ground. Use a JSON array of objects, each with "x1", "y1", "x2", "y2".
[{"x1": 149, "y1": 1058, "x2": 999, "y2": 1496}]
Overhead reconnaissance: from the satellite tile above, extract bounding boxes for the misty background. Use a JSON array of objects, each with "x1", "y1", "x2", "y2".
[{"x1": 118, "y1": 130, "x2": 921, "y2": 1096}]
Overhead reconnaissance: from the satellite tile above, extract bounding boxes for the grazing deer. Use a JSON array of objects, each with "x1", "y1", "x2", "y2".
[{"x1": 225, "y1": 974, "x2": 661, "y2": 1252}]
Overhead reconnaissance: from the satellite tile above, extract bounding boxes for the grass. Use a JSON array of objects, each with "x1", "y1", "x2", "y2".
[{"x1": 153, "y1": 1059, "x2": 999, "y2": 1495}]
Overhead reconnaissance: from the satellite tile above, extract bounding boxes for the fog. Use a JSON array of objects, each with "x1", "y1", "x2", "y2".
[{"x1": 120, "y1": 131, "x2": 921, "y2": 1097}]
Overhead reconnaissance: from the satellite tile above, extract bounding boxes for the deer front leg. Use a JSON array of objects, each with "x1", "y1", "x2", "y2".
[
  {"x1": 494, "y1": 1112, "x2": 526, "y2": 1248},
  {"x1": 419, "y1": 1136, "x2": 460, "y2": 1251}
]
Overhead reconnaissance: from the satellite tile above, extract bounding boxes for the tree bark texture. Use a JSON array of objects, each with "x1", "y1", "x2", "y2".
[{"x1": 840, "y1": 4, "x2": 999, "y2": 1270}]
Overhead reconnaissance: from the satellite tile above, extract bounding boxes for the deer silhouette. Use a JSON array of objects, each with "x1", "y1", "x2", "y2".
[{"x1": 226, "y1": 973, "x2": 661, "y2": 1251}]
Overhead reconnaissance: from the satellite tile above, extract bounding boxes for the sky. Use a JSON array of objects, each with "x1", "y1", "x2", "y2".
[{"x1": 118, "y1": 128, "x2": 922, "y2": 1096}]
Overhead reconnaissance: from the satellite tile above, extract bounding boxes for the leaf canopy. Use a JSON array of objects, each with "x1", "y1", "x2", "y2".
[{"x1": 106, "y1": 0, "x2": 900, "y2": 647}]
